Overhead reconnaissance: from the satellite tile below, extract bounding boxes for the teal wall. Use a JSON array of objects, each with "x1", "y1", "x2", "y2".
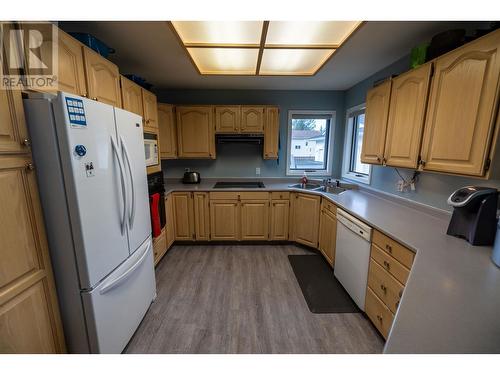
[
  {"x1": 344, "y1": 56, "x2": 500, "y2": 211},
  {"x1": 156, "y1": 90, "x2": 345, "y2": 179}
]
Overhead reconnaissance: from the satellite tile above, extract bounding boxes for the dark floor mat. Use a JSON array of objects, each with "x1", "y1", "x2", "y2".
[{"x1": 288, "y1": 255, "x2": 360, "y2": 314}]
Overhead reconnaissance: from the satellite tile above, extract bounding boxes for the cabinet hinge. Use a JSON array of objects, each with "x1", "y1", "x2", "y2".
[{"x1": 485, "y1": 158, "x2": 491, "y2": 172}]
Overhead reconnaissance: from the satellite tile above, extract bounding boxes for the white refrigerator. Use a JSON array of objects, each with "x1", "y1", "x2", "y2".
[{"x1": 24, "y1": 92, "x2": 156, "y2": 353}]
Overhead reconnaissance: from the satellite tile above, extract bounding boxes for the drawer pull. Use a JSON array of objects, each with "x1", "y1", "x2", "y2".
[
  {"x1": 383, "y1": 260, "x2": 390, "y2": 269},
  {"x1": 380, "y1": 284, "x2": 387, "y2": 293},
  {"x1": 376, "y1": 314, "x2": 383, "y2": 322},
  {"x1": 386, "y1": 244, "x2": 392, "y2": 253}
]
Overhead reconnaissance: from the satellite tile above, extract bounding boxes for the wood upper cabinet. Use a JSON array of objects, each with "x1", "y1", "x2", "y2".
[
  {"x1": 361, "y1": 80, "x2": 392, "y2": 165},
  {"x1": 215, "y1": 106, "x2": 240, "y2": 133},
  {"x1": 83, "y1": 47, "x2": 122, "y2": 108},
  {"x1": 0, "y1": 156, "x2": 65, "y2": 353},
  {"x1": 270, "y1": 199, "x2": 289, "y2": 240},
  {"x1": 158, "y1": 104, "x2": 177, "y2": 159},
  {"x1": 240, "y1": 200, "x2": 269, "y2": 240},
  {"x1": 193, "y1": 193, "x2": 210, "y2": 241},
  {"x1": 172, "y1": 192, "x2": 194, "y2": 240},
  {"x1": 264, "y1": 106, "x2": 279, "y2": 159},
  {"x1": 209, "y1": 199, "x2": 239, "y2": 240},
  {"x1": 384, "y1": 63, "x2": 432, "y2": 168},
  {"x1": 292, "y1": 193, "x2": 321, "y2": 248},
  {"x1": 120, "y1": 76, "x2": 144, "y2": 117},
  {"x1": 56, "y1": 31, "x2": 87, "y2": 97},
  {"x1": 318, "y1": 206, "x2": 337, "y2": 266},
  {"x1": 0, "y1": 87, "x2": 29, "y2": 154},
  {"x1": 142, "y1": 89, "x2": 158, "y2": 132},
  {"x1": 420, "y1": 30, "x2": 500, "y2": 176},
  {"x1": 241, "y1": 106, "x2": 264, "y2": 133},
  {"x1": 176, "y1": 106, "x2": 216, "y2": 159}
]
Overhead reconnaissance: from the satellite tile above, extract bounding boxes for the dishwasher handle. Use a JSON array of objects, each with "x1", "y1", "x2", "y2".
[{"x1": 337, "y1": 209, "x2": 372, "y2": 242}]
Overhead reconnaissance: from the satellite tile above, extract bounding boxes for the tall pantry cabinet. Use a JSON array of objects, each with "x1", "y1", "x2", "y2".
[{"x1": 0, "y1": 82, "x2": 65, "y2": 353}]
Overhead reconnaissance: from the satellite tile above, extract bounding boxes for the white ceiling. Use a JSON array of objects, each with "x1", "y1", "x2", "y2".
[{"x1": 59, "y1": 21, "x2": 487, "y2": 91}]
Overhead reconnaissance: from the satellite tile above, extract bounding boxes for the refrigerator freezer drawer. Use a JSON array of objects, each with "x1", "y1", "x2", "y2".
[{"x1": 81, "y1": 237, "x2": 156, "y2": 353}]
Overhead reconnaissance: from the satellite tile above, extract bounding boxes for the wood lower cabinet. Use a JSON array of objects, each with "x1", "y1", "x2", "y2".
[
  {"x1": 209, "y1": 199, "x2": 240, "y2": 240},
  {"x1": 241, "y1": 106, "x2": 264, "y2": 133},
  {"x1": 83, "y1": 47, "x2": 122, "y2": 107},
  {"x1": 142, "y1": 89, "x2": 158, "y2": 132},
  {"x1": 153, "y1": 228, "x2": 167, "y2": 266},
  {"x1": 365, "y1": 287, "x2": 394, "y2": 339},
  {"x1": 240, "y1": 200, "x2": 269, "y2": 240},
  {"x1": 215, "y1": 106, "x2": 240, "y2": 133},
  {"x1": 193, "y1": 193, "x2": 210, "y2": 240},
  {"x1": 120, "y1": 76, "x2": 144, "y2": 117},
  {"x1": 176, "y1": 106, "x2": 216, "y2": 159},
  {"x1": 172, "y1": 192, "x2": 194, "y2": 240},
  {"x1": 264, "y1": 106, "x2": 279, "y2": 159},
  {"x1": 420, "y1": 30, "x2": 500, "y2": 176},
  {"x1": 384, "y1": 63, "x2": 432, "y2": 168},
  {"x1": 0, "y1": 156, "x2": 65, "y2": 353},
  {"x1": 291, "y1": 193, "x2": 321, "y2": 247},
  {"x1": 165, "y1": 194, "x2": 175, "y2": 250},
  {"x1": 361, "y1": 80, "x2": 392, "y2": 165},
  {"x1": 158, "y1": 104, "x2": 177, "y2": 159},
  {"x1": 318, "y1": 204, "x2": 337, "y2": 266},
  {"x1": 270, "y1": 199, "x2": 289, "y2": 240}
]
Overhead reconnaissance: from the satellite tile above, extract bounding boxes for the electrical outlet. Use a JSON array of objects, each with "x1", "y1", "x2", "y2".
[
  {"x1": 184, "y1": 168, "x2": 190, "y2": 173},
  {"x1": 255, "y1": 167, "x2": 261, "y2": 176}
]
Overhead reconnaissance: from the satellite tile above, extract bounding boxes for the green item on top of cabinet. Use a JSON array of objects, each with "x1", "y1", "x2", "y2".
[{"x1": 410, "y1": 43, "x2": 429, "y2": 68}]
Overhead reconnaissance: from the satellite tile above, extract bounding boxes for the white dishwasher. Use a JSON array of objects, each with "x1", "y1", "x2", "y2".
[{"x1": 334, "y1": 209, "x2": 372, "y2": 311}]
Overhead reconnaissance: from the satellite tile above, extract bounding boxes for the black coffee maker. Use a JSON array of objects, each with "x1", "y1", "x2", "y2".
[{"x1": 447, "y1": 186, "x2": 499, "y2": 246}]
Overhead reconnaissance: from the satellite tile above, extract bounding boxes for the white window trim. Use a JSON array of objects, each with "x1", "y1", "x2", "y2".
[
  {"x1": 341, "y1": 104, "x2": 372, "y2": 185},
  {"x1": 286, "y1": 110, "x2": 336, "y2": 177}
]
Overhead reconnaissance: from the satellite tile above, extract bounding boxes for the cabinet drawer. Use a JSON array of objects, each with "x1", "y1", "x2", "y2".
[
  {"x1": 368, "y1": 259, "x2": 404, "y2": 314},
  {"x1": 371, "y1": 244, "x2": 411, "y2": 285},
  {"x1": 321, "y1": 199, "x2": 336, "y2": 215},
  {"x1": 209, "y1": 191, "x2": 269, "y2": 200},
  {"x1": 365, "y1": 287, "x2": 394, "y2": 339},
  {"x1": 271, "y1": 191, "x2": 289, "y2": 200},
  {"x1": 372, "y1": 230, "x2": 414, "y2": 269}
]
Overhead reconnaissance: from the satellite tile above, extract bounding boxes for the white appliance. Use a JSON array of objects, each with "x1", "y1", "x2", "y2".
[
  {"x1": 144, "y1": 133, "x2": 158, "y2": 167},
  {"x1": 334, "y1": 209, "x2": 372, "y2": 311},
  {"x1": 23, "y1": 92, "x2": 156, "y2": 353}
]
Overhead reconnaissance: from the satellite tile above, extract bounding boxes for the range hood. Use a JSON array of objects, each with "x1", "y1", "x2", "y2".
[{"x1": 216, "y1": 134, "x2": 263, "y2": 145}]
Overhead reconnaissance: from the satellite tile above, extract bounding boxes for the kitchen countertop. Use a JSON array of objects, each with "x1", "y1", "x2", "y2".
[{"x1": 164, "y1": 178, "x2": 500, "y2": 353}]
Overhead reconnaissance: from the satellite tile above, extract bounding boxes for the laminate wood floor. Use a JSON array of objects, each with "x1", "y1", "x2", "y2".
[{"x1": 124, "y1": 244, "x2": 384, "y2": 354}]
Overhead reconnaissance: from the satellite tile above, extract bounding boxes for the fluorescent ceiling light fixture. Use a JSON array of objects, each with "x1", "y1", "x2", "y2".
[
  {"x1": 260, "y1": 49, "x2": 335, "y2": 75},
  {"x1": 187, "y1": 48, "x2": 259, "y2": 75},
  {"x1": 171, "y1": 21, "x2": 263, "y2": 46},
  {"x1": 170, "y1": 21, "x2": 362, "y2": 75}
]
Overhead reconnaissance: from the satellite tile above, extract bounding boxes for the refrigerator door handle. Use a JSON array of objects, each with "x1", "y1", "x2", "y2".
[
  {"x1": 98, "y1": 240, "x2": 151, "y2": 295},
  {"x1": 110, "y1": 136, "x2": 127, "y2": 235},
  {"x1": 120, "y1": 136, "x2": 136, "y2": 229}
]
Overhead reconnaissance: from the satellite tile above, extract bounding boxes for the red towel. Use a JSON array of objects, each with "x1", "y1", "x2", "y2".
[{"x1": 150, "y1": 193, "x2": 161, "y2": 238}]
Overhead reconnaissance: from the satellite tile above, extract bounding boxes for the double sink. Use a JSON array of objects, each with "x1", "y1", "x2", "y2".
[{"x1": 288, "y1": 182, "x2": 348, "y2": 195}]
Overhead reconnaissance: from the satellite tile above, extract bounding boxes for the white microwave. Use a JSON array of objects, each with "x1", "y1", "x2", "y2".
[{"x1": 144, "y1": 133, "x2": 159, "y2": 167}]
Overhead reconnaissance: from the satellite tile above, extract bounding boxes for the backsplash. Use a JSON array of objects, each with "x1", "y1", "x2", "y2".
[{"x1": 155, "y1": 89, "x2": 345, "y2": 179}]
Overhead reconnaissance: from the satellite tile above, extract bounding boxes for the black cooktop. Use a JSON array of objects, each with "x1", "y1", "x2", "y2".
[{"x1": 213, "y1": 181, "x2": 265, "y2": 189}]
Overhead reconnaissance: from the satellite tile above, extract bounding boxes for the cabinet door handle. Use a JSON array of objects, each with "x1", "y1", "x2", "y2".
[
  {"x1": 26, "y1": 162, "x2": 35, "y2": 171},
  {"x1": 22, "y1": 139, "x2": 31, "y2": 147},
  {"x1": 92, "y1": 97, "x2": 98, "y2": 101},
  {"x1": 383, "y1": 260, "x2": 390, "y2": 269},
  {"x1": 380, "y1": 284, "x2": 387, "y2": 293},
  {"x1": 386, "y1": 244, "x2": 392, "y2": 253},
  {"x1": 376, "y1": 314, "x2": 383, "y2": 322}
]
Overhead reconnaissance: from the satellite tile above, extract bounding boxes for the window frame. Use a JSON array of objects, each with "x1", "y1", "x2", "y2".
[
  {"x1": 341, "y1": 104, "x2": 372, "y2": 184},
  {"x1": 286, "y1": 110, "x2": 336, "y2": 177}
]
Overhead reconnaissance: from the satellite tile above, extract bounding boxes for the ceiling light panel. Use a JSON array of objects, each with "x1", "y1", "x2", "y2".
[
  {"x1": 265, "y1": 21, "x2": 361, "y2": 47},
  {"x1": 172, "y1": 21, "x2": 263, "y2": 46},
  {"x1": 259, "y1": 48, "x2": 335, "y2": 75},
  {"x1": 187, "y1": 48, "x2": 259, "y2": 75}
]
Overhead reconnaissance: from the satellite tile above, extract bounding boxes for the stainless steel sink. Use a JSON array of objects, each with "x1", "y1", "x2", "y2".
[
  {"x1": 288, "y1": 183, "x2": 322, "y2": 190},
  {"x1": 313, "y1": 186, "x2": 346, "y2": 194}
]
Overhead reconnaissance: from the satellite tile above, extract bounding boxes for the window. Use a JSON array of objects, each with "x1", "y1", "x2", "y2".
[
  {"x1": 342, "y1": 104, "x2": 371, "y2": 184},
  {"x1": 286, "y1": 110, "x2": 335, "y2": 176}
]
